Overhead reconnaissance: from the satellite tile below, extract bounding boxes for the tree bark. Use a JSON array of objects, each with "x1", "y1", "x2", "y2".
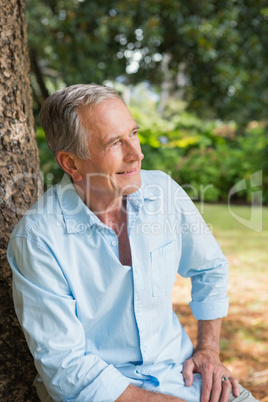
[{"x1": 0, "y1": 0, "x2": 41, "y2": 399}]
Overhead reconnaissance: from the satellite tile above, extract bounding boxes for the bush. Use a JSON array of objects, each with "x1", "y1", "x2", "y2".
[{"x1": 131, "y1": 102, "x2": 267, "y2": 204}]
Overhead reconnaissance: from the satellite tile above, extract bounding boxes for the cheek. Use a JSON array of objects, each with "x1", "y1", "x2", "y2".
[
  {"x1": 97, "y1": 158, "x2": 120, "y2": 175},
  {"x1": 107, "y1": 151, "x2": 124, "y2": 168}
]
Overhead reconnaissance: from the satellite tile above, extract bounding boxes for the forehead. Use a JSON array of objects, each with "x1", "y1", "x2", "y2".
[{"x1": 78, "y1": 98, "x2": 135, "y2": 137}]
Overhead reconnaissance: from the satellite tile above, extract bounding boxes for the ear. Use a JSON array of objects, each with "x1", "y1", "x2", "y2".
[{"x1": 57, "y1": 151, "x2": 83, "y2": 181}]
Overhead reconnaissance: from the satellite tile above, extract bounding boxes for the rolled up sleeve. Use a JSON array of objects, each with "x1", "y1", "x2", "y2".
[{"x1": 176, "y1": 186, "x2": 229, "y2": 321}]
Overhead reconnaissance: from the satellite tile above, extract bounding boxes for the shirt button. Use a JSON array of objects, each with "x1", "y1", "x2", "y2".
[
  {"x1": 36, "y1": 346, "x2": 42, "y2": 353},
  {"x1": 111, "y1": 240, "x2": 117, "y2": 247}
]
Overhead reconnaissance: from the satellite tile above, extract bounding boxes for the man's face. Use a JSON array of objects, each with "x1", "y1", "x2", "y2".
[{"x1": 75, "y1": 98, "x2": 144, "y2": 202}]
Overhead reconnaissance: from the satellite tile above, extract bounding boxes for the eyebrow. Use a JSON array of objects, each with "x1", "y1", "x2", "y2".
[{"x1": 103, "y1": 125, "x2": 140, "y2": 147}]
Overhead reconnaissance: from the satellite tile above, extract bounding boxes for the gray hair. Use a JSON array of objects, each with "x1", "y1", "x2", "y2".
[{"x1": 39, "y1": 84, "x2": 123, "y2": 160}]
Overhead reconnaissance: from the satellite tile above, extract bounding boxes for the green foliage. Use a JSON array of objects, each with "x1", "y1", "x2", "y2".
[
  {"x1": 129, "y1": 100, "x2": 268, "y2": 204},
  {"x1": 36, "y1": 127, "x2": 63, "y2": 188},
  {"x1": 27, "y1": 0, "x2": 268, "y2": 125}
]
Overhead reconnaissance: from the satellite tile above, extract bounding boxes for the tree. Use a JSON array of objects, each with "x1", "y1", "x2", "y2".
[
  {"x1": 26, "y1": 0, "x2": 268, "y2": 125},
  {"x1": 0, "y1": 0, "x2": 41, "y2": 399}
]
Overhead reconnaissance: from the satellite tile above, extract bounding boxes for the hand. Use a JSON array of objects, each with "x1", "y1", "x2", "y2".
[{"x1": 182, "y1": 348, "x2": 240, "y2": 402}]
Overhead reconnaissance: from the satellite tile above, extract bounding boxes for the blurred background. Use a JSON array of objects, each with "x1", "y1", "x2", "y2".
[{"x1": 26, "y1": 0, "x2": 268, "y2": 399}]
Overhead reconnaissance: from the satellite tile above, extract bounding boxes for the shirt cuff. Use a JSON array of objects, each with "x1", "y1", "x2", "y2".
[
  {"x1": 67, "y1": 364, "x2": 130, "y2": 402},
  {"x1": 189, "y1": 297, "x2": 229, "y2": 320},
  {"x1": 99, "y1": 365, "x2": 130, "y2": 402}
]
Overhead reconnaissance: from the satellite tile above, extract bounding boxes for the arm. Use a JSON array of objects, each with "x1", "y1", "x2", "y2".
[
  {"x1": 116, "y1": 384, "x2": 186, "y2": 401},
  {"x1": 8, "y1": 237, "x2": 129, "y2": 402},
  {"x1": 174, "y1": 183, "x2": 239, "y2": 401},
  {"x1": 183, "y1": 319, "x2": 240, "y2": 402}
]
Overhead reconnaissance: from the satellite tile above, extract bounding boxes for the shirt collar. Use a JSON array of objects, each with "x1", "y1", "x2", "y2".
[
  {"x1": 127, "y1": 186, "x2": 156, "y2": 208},
  {"x1": 56, "y1": 174, "x2": 100, "y2": 233},
  {"x1": 56, "y1": 173, "x2": 157, "y2": 234}
]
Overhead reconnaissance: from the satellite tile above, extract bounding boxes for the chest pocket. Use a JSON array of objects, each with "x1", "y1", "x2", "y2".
[{"x1": 150, "y1": 240, "x2": 179, "y2": 297}]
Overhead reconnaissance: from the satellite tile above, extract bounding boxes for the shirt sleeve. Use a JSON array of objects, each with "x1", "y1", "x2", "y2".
[
  {"x1": 174, "y1": 184, "x2": 229, "y2": 320},
  {"x1": 7, "y1": 236, "x2": 130, "y2": 402}
]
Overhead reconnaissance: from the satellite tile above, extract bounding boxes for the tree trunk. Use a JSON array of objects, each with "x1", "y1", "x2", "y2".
[{"x1": 0, "y1": 0, "x2": 41, "y2": 399}]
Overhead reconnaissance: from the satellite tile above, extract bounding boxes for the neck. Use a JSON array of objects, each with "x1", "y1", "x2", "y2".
[{"x1": 73, "y1": 181, "x2": 125, "y2": 226}]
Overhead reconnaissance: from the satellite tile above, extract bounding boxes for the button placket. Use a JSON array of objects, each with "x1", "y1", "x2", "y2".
[
  {"x1": 131, "y1": 259, "x2": 147, "y2": 361},
  {"x1": 127, "y1": 201, "x2": 148, "y2": 360},
  {"x1": 98, "y1": 226, "x2": 119, "y2": 258}
]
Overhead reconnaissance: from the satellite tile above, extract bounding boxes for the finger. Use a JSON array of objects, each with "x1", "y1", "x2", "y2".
[
  {"x1": 182, "y1": 358, "x2": 195, "y2": 387},
  {"x1": 228, "y1": 376, "x2": 240, "y2": 398},
  {"x1": 210, "y1": 367, "x2": 224, "y2": 402},
  {"x1": 200, "y1": 364, "x2": 213, "y2": 402},
  {"x1": 219, "y1": 379, "x2": 232, "y2": 402}
]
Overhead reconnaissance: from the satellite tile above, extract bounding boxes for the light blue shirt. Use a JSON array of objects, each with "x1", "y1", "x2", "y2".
[{"x1": 8, "y1": 170, "x2": 229, "y2": 402}]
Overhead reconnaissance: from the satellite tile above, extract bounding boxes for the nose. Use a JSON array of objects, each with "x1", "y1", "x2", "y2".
[{"x1": 124, "y1": 140, "x2": 144, "y2": 163}]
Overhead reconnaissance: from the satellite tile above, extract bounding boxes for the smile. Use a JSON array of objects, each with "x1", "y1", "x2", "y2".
[{"x1": 116, "y1": 167, "x2": 137, "y2": 174}]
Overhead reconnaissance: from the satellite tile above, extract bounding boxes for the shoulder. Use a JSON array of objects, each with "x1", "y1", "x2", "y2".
[
  {"x1": 10, "y1": 184, "x2": 63, "y2": 242},
  {"x1": 141, "y1": 169, "x2": 183, "y2": 195},
  {"x1": 140, "y1": 169, "x2": 199, "y2": 217},
  {"x1": 141, "y1": 169, "x2": 173, "y2": 186}
]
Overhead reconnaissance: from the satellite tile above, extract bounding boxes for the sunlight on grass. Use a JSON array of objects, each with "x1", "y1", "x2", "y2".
[{"x1": 173, "y1": 204, "x2": 268, "y2": 300}]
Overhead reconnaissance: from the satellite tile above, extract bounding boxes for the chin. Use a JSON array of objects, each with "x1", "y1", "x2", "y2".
[{"x1": 119, "y1": 179, "x2": 142, "y2": 196}]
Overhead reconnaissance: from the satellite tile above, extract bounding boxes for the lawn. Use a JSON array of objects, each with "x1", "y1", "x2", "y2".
[{"x1": 172, "y1": 204, "x2": 268, "y2": 401}]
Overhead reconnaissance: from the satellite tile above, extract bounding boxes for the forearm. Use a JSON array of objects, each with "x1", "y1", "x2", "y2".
[
  {"x1": 116, "y1": 384, "x2": 186, "y2": 402},
  {"x1": 183, "y1": 318, "x2": 240, "y2": 399},
  {"x1": 196, "y1": 318, "x2": 222, "y2": 354}
]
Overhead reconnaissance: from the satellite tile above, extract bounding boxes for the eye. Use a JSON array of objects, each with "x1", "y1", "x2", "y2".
[
  {"x1": 111, "y1": 139, "x2": 122, "y2": 147},
  {"x1": 131, "y1": 130, "x2": 138, "y2": 137}
]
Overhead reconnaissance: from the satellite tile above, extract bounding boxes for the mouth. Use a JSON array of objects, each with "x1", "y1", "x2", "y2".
[{"x1": 116, "y1": 167, "x2": 137, "y2": 175}]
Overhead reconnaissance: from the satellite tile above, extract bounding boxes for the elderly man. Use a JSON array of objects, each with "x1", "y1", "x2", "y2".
[{"x1": 8, "y1": 84, "x2": 258, "y2": 402}]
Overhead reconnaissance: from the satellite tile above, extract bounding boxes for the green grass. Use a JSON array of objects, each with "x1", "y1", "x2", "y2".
[
  {"x1": 197, "y1": 203, "x2": 268, "y2": 231},
  {"x1": 196, "y1": 204, "x2": 268, "y2": 321},
  {"x1": 196, "y1": 203, "x2": 268, "y2": 275}
]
